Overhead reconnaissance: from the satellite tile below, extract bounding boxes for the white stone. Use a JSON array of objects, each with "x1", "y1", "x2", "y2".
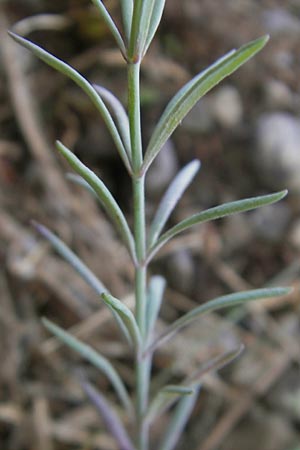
[
  {"x1": 211, "y1": 85, "x2": 243, "y2": 128},
  {"x1": 255, "y1": 113, "x2": 300, "y2": 192}
]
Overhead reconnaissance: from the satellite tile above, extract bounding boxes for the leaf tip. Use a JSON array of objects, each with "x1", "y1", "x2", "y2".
[
  {"x1": 31, "y1": 219, "x2": 45, "y2": 234},
  {"x1": 55, "y1": 140, "x2": 68, "y2": 156},
  {"x1": 41, "y1": 316, "x2": 51, "y2": 329},
  {"x1": 253, "y1": 34, "x2": 270, "y2": 49},
  {"x1": 7, "y1": 30, "x2": 30, "y2": 48},
  {"x1": 7, "y1": 30, "x2": 19, "y2": 40},
  {"x1": 262, "y1": 34, "x2": 270, "y2": 44},
  {"x1": 281, "y1": 286, "x2": 294, "y2": 296},
  {"x1": 191, "y1": 159, "x2": 201, "y2": 171},
  {"x1": 272, "y1": 189, "x2": 288, "y2": 203}
]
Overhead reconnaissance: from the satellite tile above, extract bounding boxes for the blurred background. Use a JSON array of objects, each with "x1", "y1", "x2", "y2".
[{"x1": 1, "y1": 1, "x2": 300, "y2": 449}]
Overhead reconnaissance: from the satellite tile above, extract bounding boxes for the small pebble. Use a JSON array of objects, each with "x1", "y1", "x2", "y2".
[
  {"x1": 211, "y1": 85, "x2": 243, "y2": 128},
  {"x1": 146, "y1": 139, "x2": 179, "y2": 197},
  {"x1": 254, "y1": 112, "x2": 300, "y2": 193},
  {"x1": 264, "y1": 79, "x2": 293, "y2": 109}
]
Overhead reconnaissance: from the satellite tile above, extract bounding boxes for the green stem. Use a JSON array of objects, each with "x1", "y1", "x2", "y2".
[
  {"x1": 128, "y1": 58, "x2": 150, "y2": 450},
  {"x1": 133, "y1": 176, "x2": 146, "y2": 330},
  {"x1": 128, "y1": 62, "x2": 143, "y2": 173},
  {"x1": 133, "y1": 175, "x2": 150, "y2": 450}
]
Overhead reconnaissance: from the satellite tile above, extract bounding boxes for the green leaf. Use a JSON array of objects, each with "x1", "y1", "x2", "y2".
[
  {"x1": 128, "y1": 0, "x2": 166, "y2": 59},
  {"x1": 186, "y1": 345, "x2": 244, "y2": 387},
  {"x1": 146, "y1": 276, "x2": 166, "y2": 339},
  {"x1": 147, "y1": 190, "x2": 287, "y2": 261},
  {"x1": 146, "y1": 287, "x2": 292, "y2": 354},
  {"x1": 42, "y1": 318, "x2": 133, "y2": 413},
  {"x1": 143, "y1": 35, "x2": 269, "y2": 171},
  {"x1": 33, "y1": 221, "x2": 132, "y2": 344},
  {"x1": 148, "y1": 160, "x2": 201, "y2": 247},
  {"x1": 101, "y1": 292, "x2": 142, "y2": 350},
  {"x1": 56, "y1": 141, "x2": 136, "y2": 263},
  {"x1": 146, "y1": 385, "x2": 193, "y2": 425},
  {"x1": 8, "y1": 32, "x2": 131, "y2": 172},
  {"x1": 119, "y1": 0, "x2": 133, "y2": 43},
  {"x1": 147, "y1": 346, "x2": 242, "y2": 425},
  {"x1": 128, "y1": 0, "x2": 156, "y2": 61},
  {"x1": 93, "y1": 84, "x2": 131, "y2": 158},
  {"x1": 80, "y1": 377, "x2": 135, "y2": 450},
  {"x1": 157, "y1": 387, "x2": 200, "y2": 450},
  {"x1": 32, "y1": 222, "x2": 106, "y2": 294},
  {"x1": 91, "y1": 0, "x2": 126, "y2": 56},
  {"x1": 143, "y1": 0, "x2": 166, "y2": 55}
]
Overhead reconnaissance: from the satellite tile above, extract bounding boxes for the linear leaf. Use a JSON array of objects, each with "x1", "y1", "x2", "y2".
[
  {"x1": 143, "y1": 35, "x2": 269, "y2": 171},
  {"x1": 143, "y1": 0, "x2": 166, "y2": 55},
  {"x1": 32, "y1": 222, "x2": 106, "y2": 294},
  {"x1": 157, "y1": 387, "x2": 200, "y2": 450},
  {"x1": 146, "y1": 287, "x2": 292, "y2": 354},
  {"x1": 42, "y1": 318, "x2": 133, "y2": 413},
  {"x1": 93, "y1": 84, "x2": 131, "y2": 157},
  {"x1": 146, "y1": 276, "x2": 166, "y2": 339},
  {"x1": 80, "y1": 377, "x2": 135, "y2": 450},
  {"x1": 128, "y1": 0, "x2": 156, "y2": 61},
  {"x1": 34, "y1": 222, "x2": 132, "y2": 344},
  {"x1": 119, "y1": 0, "x2": 133, "y2": 43},
  {"x1": 186, "y1": 345, "x2": 244, "y2": 387},
  {"x1": 56, "y1": 141, "x2": 136, "y2": 263},
  {"x1": 101, "y1": 292, "x2": 142, "y2": 350},
  {"x1": 91, "y1": 0, "x2": 126, "y2": 57},
  {"x1": 147, "y1": 190, "x2": 287, "y2": 261},
  {"x1": 147, "y1": 346, "x2": 242, "y2": 425},
  {"x1": 148, "y1": 160, "x2": 201, "y2": 247},
  {"x1": 8, "y1": 32, "x2": 131, "y2": 172},
  {"x1": 81, "y1": 378, "x2": 134, "y2": 450},
  {"x1": 146, "y1": 385, "x2": 193, "y2": 425}
]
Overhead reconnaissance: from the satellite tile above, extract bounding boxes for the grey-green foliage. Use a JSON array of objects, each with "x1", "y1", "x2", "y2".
[{"x1": 10, "y1": 3, "x2": 291, "y2": 450}]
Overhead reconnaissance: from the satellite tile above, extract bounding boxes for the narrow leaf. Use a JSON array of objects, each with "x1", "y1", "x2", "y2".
[
  {"x1": 186, "y1": 345, "x2": 244, "y2": 386},
  {"x1": 119, "y1": 0, "x2": 133, "y2": 43},
  {"x1": 128, "y1": 0, "x2": 156, "y2": 61},
  {"x1": 146, "y1": 287, "x2": 292, "y2": 354},
  {"x1": 34, "y1": 221, "x2": 132, "y2": 344},
  {"x1": 56, "y1": 141, "x2": 136, "y2": 263},
  {"x1": 93, "y1": 84, "x2": 131, "y2": 157},
  {"x1": 80, "y1": 377, "x2": 135, "y2": 450},
  {"x1": 8, "y1": 32, "x2": 131, "y2": 172},
  {"x1": 146, "y1": 275, "x2": 166, "y2": 339},
  {"x1": 157, "y1": 387, "x2": 200, "y2": 450},
  {"x1": 42, "y1": 318, "x2": 133, "y2": 413},
  {"x1": 91, "y1": 0, "x2": 127, "y2": 57},
  {"x1": 146, "y1": 385, "x2": 193, "y2": 425},
  {"x1": 148, "y1": 160, "x2": 201, "y2": 247},
  {"x1": 147, "y1": 346, "x2": 243, "y2": 425},
  {"x1": 32, "y1": 221, "x2": 106, "y2": 294},
  {"x1": 143, "y1": 35, "x2": 269, "y2": 171},
  {"x1": 147, "y1": 190, "x2": 287, "y2": 261},
  {"x1": 101, "y1": 292, "x2": 142, "y2": 350},
  {"x1": 143, "y1": 0, "x2": 166, "y2": 55}
]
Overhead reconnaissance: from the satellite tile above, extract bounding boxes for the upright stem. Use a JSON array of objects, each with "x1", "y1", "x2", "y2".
[
  {"x1": 128, "y1": 62, "x2": 143, "y2": 172},
  {"x1": 128, "y1": 61, "x2": 150, "y2": 450},
  {"x1": 133, "y1": 176, "x2": 147, "y2": 332}
]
